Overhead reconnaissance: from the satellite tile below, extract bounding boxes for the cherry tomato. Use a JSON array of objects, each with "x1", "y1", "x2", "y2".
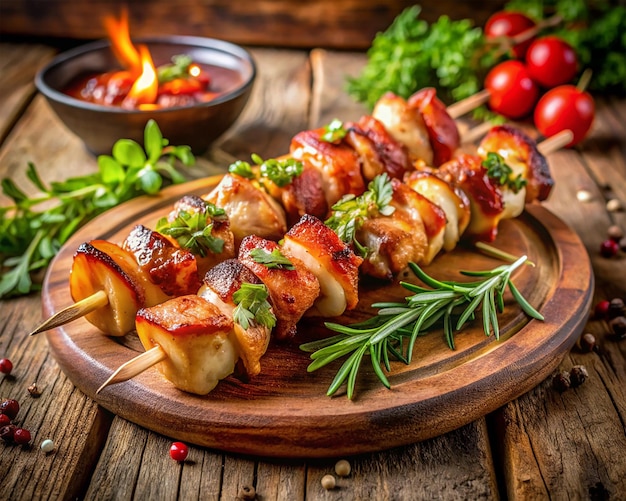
[
  {"x1": 525, "y1": 36, "x2": 578, "y2": 88},
  {"x1": 484, "y1": 60, "x2": 539, "y2": 119},
  {"x1": 484, "y1": 11, "x2": 536, "y2": 58},
  {"x1": 534, "y1": 85, "x2": 594, "y2": 146}
]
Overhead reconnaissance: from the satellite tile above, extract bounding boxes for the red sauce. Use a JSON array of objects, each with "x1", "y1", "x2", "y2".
[{"x1": 63, "y1": 62, "x2": 244, "y2": 109}]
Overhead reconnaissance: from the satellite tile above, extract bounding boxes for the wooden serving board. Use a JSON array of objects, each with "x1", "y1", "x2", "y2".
[{"x1": 42, "y1": 176, "x2": 593, "y2": 458}]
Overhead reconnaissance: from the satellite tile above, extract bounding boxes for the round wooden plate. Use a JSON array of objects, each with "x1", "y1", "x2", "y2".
[{"x1": 42, "y1": 176, "x2": 593, "y2": 458}]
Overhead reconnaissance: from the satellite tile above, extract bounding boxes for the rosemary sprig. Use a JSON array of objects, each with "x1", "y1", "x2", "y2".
[
  {"x1": 300, "y1": 256, "x2": 543, "y2": 399},
  {"x1": 325, "y1": 173, "x2": 395, "y2": 256}
]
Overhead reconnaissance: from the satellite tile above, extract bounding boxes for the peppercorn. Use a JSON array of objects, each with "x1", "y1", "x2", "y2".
[
  {"x1": 169, "y1": 441, "x2": 189, "y2": 462},
  {"x1": 552, "y1": 371, "x2": 571, "y2": 392},
  {"x1": 577, "y1": 333, "x2": 596, "y2": 353},
  {"x1": 607, "y1": 298, "x2": 625, "y2": 319},
  {"x1": 335, "y1": 459, "x2": 351, "y2": 477},
  {"x1": 321, "y1": 474, "x2": 336, "y2": 490},
  {"x1": 600, "y1": 239, "x2": 620, "y2": 257},
  {"x1": 0, "y1": 424, "x2": 17, "y2": 443},
  {"x1": 13, "y1": 428, "x2": 32, "y2": 445},
  {"x1": 609, "y1": 316, "x2": 626, "y2": 339},
  {"x1": 0, "y1": 398, "x2": 19, "y2": 420},
  {"x1": 569, "y1": 365, "x2": 589, "y2": 387},
  {"x1": 0, "y1": 414, "x2": 10, "y2": 427},
  {"x1": 237, "y1": 485, "x2": 256, "y2": 500},
  {"x1": 607, "y1": 225, "x2": 624, "y2": 242},
  {"x1": 40, "y1": 439, "x2": 55, "y2": 453},
  {"x1": 0, "y1": 358, "x2": 13, "y2": 375},
  {"x1": 27, "y1": 383, "x2": 42, "y2": 398},
  {"x1": 594, "y1": 300, "x2": 610, "y2": 319}
]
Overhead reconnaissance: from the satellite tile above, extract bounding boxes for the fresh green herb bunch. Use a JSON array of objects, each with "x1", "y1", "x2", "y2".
[
  {"x1": 0, "y1": 120, "x2": 194, "y2": 298},
  {"x1": 232, "y1": 283, "x2": 276, "y2": 330},
  {"x1": 300, "y1": 256, "x2": 543, "y2": 399},
  {"x1": 229, "y1": 153, "x2": 303, "y2": 188},
  {"x1": 250, "y1": 248, "x2": 295, "y2": 270},
  {"x1": 325, "y1": 173, "x2": 395, "y2": 257},
  {"x1": 346, "y1": 5, "x2": 496, "y2": 110}
]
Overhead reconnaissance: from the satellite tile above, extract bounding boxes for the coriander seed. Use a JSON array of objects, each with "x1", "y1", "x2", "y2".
[
  {"x1": 40, "y1": 439, "x2": 55, "y2": 453},
  {"x1": 607, "y1": 225, "x2": 624, "y2": 242},
  {"x1": 335, "y1": 459, "x2": 351, "y2": 477},
  {"x1": 569, "y1": 365, "x2": 588, "y2": 387},
  {"x1": 606, "y1": 198, "x2": 622, "y2": 212},
  {"x1": 577, "y1": 333, "x2": 596, "y2": 353},
  {"x1": 609, "y1": 316, "x2": 626, "y2": 339},
  {"x1": 552, "y1": 371, "x2": 571, "y2": 392},
  {"x1": 321, "y1": 474, "x2": 336, "y2": 490},
  {"x1": 28, "y1": 383, "x2": 42, "y2": 397}
]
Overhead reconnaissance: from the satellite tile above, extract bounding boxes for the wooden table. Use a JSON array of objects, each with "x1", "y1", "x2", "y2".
[{"x1": 1, "y1": 41, "x2": 625, "y2": 500}]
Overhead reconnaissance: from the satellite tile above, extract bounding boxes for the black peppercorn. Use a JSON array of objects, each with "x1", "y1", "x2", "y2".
[
  {"x1": 577, "y1": 333, "x2": 596, "y2": 353},
  {"x1": 569, "y1": 365, "x2": 589, "y2": 387},
  {"x1": 608, "y1": 298, "x2": 625, "y2": 319},
  {"x1": 552, "y1": 371, "x2": 571, "y2": 392},
  {"x1": 609, "y1": 316, "x2": 626, "y2": 339}
]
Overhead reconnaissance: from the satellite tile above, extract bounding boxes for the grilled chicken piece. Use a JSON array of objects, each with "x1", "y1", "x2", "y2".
[
  {"x1": 478, "y1": 124, "x2": 554, "y2": 204},
  {"x1": 123, "y1": 225, "x2": 202, "y2": 297},
  {"x1": 290, "y1": 128, "x2": 366, "y2": 208},
  {"x1": 357, "y1": 178, "x2": 446, "y2": 279},
  {"x1": 198, "y1": 259, "x2": 271, "y2": 377},
  {"x1": 372, "y1": 92, "x2": 434, "y2": 166},
  {"x1": 167, "y1": 195, "x2": 236, "y2": 276},
  {"x1": 436, "y1": 154, "x2": 504, "y2": 242},
  {"x1": 404, "y1": 171, "x2": 471, "y2": 251},
  {"x1": 344, "y1": 115, "x2": 413, "y2": 181},
  {"x1": 135, "y1": 295, "x2": 238, "y2": 395},
  {"x1": 69, "y1": 240, "x2": 170, "y2": 336},
  {"x1": 238, "y1": 235, "x2": 320, "y2": 340},
  {"x1": 203, "y1": 173, "x2": 287, "y2": 247},
  {"x1": 407, "y1": 87, "x2": 460, "y2": 166},
  {"x1": 282, "y1": 214, "x2": 362, "y2": 317}
]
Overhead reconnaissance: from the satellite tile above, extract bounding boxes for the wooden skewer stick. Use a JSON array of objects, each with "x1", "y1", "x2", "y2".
[
  {"x1": 447, "y1": 89, "x2": 491, "y2": 120},
  {"x1": 460, "y1": 120, "x2": 497, "y2": 145},
  {"x1": 96, "y1": 345, "x2": 167, "y2": 394},
  {"x1": 537, "y1": 129, "x2": 574, "y2": 156},
  {"x1": 29, "y1": 290, "x2": 109, "y2": 336}
]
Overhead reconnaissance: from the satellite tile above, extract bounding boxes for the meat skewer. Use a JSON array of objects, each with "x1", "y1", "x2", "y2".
[{"x1": 30, "y1": 197, "x2": 234, "y2": 337}]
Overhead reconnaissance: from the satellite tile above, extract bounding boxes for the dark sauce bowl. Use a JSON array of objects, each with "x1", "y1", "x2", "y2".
[{"x1": 35, "y1": 36, "x2": 256, "y2": 155}]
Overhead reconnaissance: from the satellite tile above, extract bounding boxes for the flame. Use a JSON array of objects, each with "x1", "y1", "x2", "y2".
[
  {"x1": 103, "y1": 8, "x2": 140, "y2": 72},
  {"x1": 124, "y1": 45, "x2": 159, "y2": 107}
]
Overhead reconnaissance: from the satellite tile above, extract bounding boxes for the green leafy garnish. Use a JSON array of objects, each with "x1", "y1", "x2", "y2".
[
  {"x1": 300, "y1": 256, "x2": 543, "y2": 399},
  {"x1": 250, "y1": 248, "x2": 295, "y2": 270},
  {"x1": 321, "y1": 119, "x2": 348, "y2": 143},
  {"x1": 157, "y1": 54, "x2": 194, "y2": 84},
  {"x1": 482, "y1": 152, "x2": 527, "y2": 193},
  {"x1": 0, "y1": 120, "x2": 194, "y2": 298},
  {"x1": 156, "y1": 204, "x2": 226, "y2": 257},
  {"x1": 232, "y1": 283, "x2": 276, "y2": 330},
  {"x1": 325, "y1": 173, "x2": 395, "y2": 256},
  {"x1": 229, "y1": 153, "x2": 303, "y2": 188},
  {"x1": 346, "y1": 5, "x2": 496, "y2": 110}
]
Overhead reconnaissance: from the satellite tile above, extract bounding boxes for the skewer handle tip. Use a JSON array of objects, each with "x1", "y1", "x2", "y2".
[{"x1": 96, "y1": 345, "x2": 167, "y2": 394}]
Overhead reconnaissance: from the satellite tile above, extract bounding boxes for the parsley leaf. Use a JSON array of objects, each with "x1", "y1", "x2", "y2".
[
  {"x1": 321, "y1": 119, "x2": 348, "y2": 143},
  {"x1": 232, "y1": 283, "x2": 276, "y2": 330},
  {"x1": 249, "y1": 248, "x2": 295, "y2": 269},
  {"x1": 482, "y1": 152, "x2": 527, "y2": 193},
  {"x1": 228, "y1": 154, "x2": 303, "y2": 188}
]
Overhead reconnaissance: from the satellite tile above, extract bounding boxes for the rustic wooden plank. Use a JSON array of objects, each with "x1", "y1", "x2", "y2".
[
  {"x1": 0, "y1": 44, "x2": 56, "y2": 144},
  {"x1": 493, "y1": 113, "x2": 626, "y2": 499},
  {"x1": 0, "y1": 296, "x2": 112, "y2": 501},
  {"x1": 0, "y1": 0, "x2": 506, "y2": 50}
]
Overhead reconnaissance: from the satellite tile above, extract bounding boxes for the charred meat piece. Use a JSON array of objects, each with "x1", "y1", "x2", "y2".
[
  {"x1": 238, "y1": 235, "x2": 320, "y2": 340},
  {"x1": 198, "y1": 259, "x2": 271, "y2": 377},
  {"x1": 123, "y1": 225, "x2": 202, "y2": 296},
  {"x1": 135, "y1": 295, "x2": 238, "y2": 395},
  {"x1": 282, "y1": 214, "x2": 362, "y2": 317}
]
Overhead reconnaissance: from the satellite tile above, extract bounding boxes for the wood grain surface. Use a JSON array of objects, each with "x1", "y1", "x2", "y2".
[
  {"x1": 40, "y1": 175, "x2": 592, "y2": 457},
  {"x1": 1, "y1": 42, "x2": 625, "y2": 500}
]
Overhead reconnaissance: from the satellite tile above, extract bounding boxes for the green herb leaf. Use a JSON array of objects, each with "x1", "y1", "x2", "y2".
[
  {"x1": 482, "y1": 152, "x2": 527, "y2": 193},
  {"x1": 0, "y1": 120, "x2": 195, "y2": 298},
  {"x1": 228, "y1": 155, "x2": 303, "y2": 188},
  {"x1": 325, "y1": 173, "x2": 395, "y2": 255},
  {"x1": 232, "y1": 283, "x2": 276, "y2": 330},
  {"x1": 157, "y1": 54, "x2": 194, "y2": 84},
  {"x1": 250, "y1": 248, "x2": 295, "y2": 269},
  {"x1": 321, "y1": 119, "x2": 347, "y2": 143}
]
